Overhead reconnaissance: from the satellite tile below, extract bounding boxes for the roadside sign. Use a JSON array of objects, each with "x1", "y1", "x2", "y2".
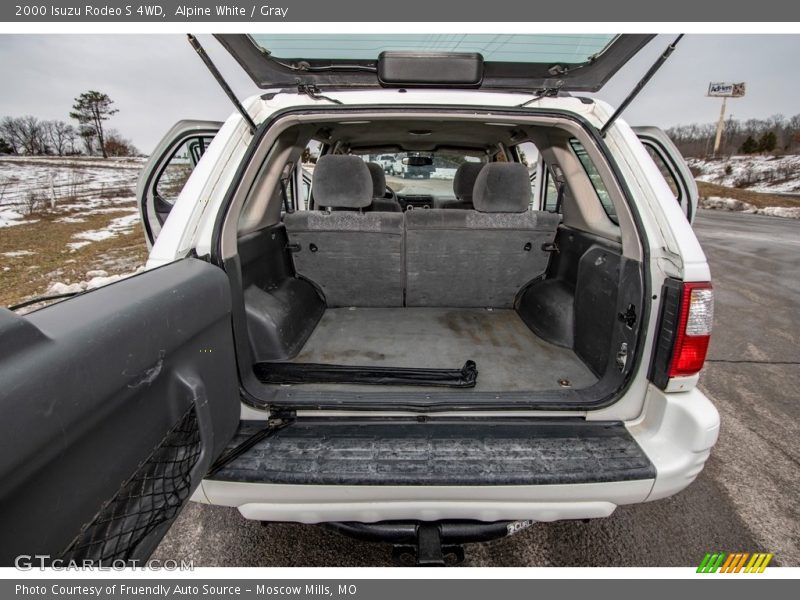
[{"x1": 707, "y1": 82, "x2": 746, "y2": 97}]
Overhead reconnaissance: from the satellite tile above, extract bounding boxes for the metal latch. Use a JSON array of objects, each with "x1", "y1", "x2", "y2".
[{"x1": 541, "y1": 242, "x2": 559, "y2": 253}]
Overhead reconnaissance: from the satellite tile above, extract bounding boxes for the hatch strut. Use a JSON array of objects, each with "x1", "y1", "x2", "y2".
[
  {"x1": 187, "y1": 34, "x2": 257, "y2": 135},
  {"x1": 600, "y1": 35, "x2": 684, "y2": 137}
]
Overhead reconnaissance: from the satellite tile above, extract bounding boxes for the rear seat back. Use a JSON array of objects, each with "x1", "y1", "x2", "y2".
[
  {"x1": 405, "y1": 163, "x2": 561, "y2": 308},
  {"x1": 284, "y1": 156, "x2": 404, "y2": 307}
]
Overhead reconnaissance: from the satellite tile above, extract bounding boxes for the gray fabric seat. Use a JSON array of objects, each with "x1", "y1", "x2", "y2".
[
  {"x1": 365, "y1": 162, "x2": 402, "y2": 212},
  {"x1": 440, "y1": 162, "x2": 483, "y2": 210},
  {"x1": 405, "y1": 163, "x2": 561, "y2": 308},
  {"x1": 284, "y1": 155, "x2": 405, "y2": 307}
]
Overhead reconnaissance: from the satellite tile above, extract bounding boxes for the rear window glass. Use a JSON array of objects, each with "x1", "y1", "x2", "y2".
[
  {"x1": 249, "y1": 34, "x2": 616, "y2": 64},
  {"x1": 569, "y1": 139, "x2": 617, "y2": 224}
]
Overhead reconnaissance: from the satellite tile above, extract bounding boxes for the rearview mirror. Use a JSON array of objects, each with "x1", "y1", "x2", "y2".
[{"x1": 402, "y1": 156, "x2": 433, "y2": 167}]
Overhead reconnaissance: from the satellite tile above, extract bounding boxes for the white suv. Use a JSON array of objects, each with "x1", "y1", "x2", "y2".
[{"x1": 0, "y1": 34, "x2": 717, "y2": 566}]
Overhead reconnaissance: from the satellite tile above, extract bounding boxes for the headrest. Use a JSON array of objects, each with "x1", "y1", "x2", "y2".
[
  {"x1": 365, "y1": 162, "x2": 387, "y2": 198},
  {"x1": 452, "y1": 162, "x2": 484, "y2": 201},
  {"x1": 312, "y1": 155, "x2": 373, "y2": 209},
  {"x1": 472, "y1": 163, "x2": 531, "y2": 213}
]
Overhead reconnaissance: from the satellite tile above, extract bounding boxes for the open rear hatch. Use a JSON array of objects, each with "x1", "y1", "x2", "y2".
[{"x1": 215, "y1": 34, "x2": 655, "y2": 93}]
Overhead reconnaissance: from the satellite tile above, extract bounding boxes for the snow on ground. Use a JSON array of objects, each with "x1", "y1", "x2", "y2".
[
  {"x1": 45, "y1": 266, "x2": 145, "y2": 296},
  {"x1": 0, "y1": 208, "x2": 27, "y2": 227},
  {"x1": 431, "y1": 167, "x2": 458, "y2": 179},
  {"x1": 0, "y1": 156, "x2": 144, "y2": 246},
  {"x1": 699, "y1": 196, "x2": 800, "y2": 219},
  {"x1": 67, "y1": 210, "x2": 140, "y2": 250},
  {"x1": 0, "y1": 155, "x2": 144, "y2": 215},
  {"x1": 700, "y1": 197, "x2": 757, "y2": 212},
  {"x1": 1, "y1": 156, "x2": 149, "y2": 306},
  {"x1": 688, "y1": 155, "x2": 800, "y2": 194},
  {"x1": 758, "y1": 206, "x2": 800, "y2": 219}
]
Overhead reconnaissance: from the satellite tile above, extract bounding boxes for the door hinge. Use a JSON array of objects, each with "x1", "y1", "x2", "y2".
[
  {"x1": 517, "y1": 84, "x2": 563, "y2": 108},
  {"x1": 297, "y1": 83, "x2": 343, "y2": 104}
]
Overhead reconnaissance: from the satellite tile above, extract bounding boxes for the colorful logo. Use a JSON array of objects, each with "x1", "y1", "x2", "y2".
[{"x1": 697, "y1": 552, "x2": 774, "y2": 573}]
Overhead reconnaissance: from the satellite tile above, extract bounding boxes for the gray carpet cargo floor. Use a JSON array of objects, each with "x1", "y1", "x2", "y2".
[{"x1": 290, "y1": 308, "x2": 597, "y2": 392}]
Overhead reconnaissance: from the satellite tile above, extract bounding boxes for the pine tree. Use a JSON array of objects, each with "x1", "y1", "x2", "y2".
[
  {"x1": 757, "y1": 131, "x2": 777, "y2": 153},
  {"x1": 69, "y1": 91, "x2": 118, "y2": 159},
  {"x1": 740, "y1": 136, "x2": 758, "y2": 154}
]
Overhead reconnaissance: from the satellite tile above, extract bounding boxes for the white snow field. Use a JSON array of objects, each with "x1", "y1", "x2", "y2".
[
  {"x1": 0, "y1": 155, "x2": 145, "y2": 248},
  {"x1": 689, "y1": 155, "x2": 800, "y2": 194}
]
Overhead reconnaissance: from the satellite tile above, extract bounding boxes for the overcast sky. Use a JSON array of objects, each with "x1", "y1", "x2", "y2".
[{"x1": 0, "y1": 33, "x2": 798, "y2": 154}]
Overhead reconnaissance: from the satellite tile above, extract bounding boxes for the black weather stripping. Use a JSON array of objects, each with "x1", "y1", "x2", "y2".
[{"x1": 254, "y1": 360, "x2": 478, "y2": 388}]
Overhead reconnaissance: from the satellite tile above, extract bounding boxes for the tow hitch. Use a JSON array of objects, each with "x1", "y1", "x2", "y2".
[
  {"x1": 393, "y1": 524, "x2": 465, "y2": 566},
  {"x1": 326, "y1": 521, "x2": 517, "y2": 566}
]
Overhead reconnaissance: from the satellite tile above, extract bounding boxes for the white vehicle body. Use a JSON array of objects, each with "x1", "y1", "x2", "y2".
[
  {"x1": 146, "y1": 89, "x2": 718, "y2": 524},
  {"x1": 0, "y1": 35, "x2": 718, "y2": 564}
]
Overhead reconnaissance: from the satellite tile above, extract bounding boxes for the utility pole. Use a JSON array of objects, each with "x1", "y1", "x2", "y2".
[{"x1": 712, "y1": 96, "x2": 727, "y2": 157}]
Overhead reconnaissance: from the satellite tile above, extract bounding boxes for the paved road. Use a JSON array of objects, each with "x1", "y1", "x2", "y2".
[{"x1": 154, "y1": 209, "x2": 799, "y2": 567}]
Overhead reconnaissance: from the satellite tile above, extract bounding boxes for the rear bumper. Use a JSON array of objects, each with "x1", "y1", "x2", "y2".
[
  {"x1": 628, "y1": 383, "x2": 720, "y2": 502},
  {"x1": 196, "y1": 385, "x2": 719, "y2": 523}
]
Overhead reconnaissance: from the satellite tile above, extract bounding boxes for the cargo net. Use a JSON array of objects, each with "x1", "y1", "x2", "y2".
[{"x1": 60, "y1": 406, "x2": 201, "y2": 564}]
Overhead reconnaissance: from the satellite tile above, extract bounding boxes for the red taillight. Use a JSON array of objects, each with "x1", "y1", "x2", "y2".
[{"x1": 668, "y1": 282, "x2": 714, "y2": 377}]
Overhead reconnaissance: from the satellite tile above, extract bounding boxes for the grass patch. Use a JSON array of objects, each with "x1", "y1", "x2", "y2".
[
  {"x1": 696, "y1": 181, "x2": 800, "y2": 209},
  {"x1": 0, "y1": 207, "x2": 148, "y2": 307}
]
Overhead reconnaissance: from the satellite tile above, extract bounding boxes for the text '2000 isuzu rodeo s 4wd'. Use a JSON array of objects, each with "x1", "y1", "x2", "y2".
[{"x1": 0, "y1": 34, "x2": 718, "y2": 566}]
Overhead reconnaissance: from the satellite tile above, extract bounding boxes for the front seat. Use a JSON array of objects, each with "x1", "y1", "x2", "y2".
[
  {"x1": 442, "y1": 162, "x2": 484, "y2": 210},
  {"x1": 365, "y1": 162, "x2": 402, "y2": 212}
]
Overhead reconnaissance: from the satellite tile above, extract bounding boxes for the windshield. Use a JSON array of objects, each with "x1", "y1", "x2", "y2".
[
  {"x1": 249, "y1": 34, "x2": 616, "y2": 64},
  {"x1": 356, "y1": 151, "x2": 484, "y2": 197}
]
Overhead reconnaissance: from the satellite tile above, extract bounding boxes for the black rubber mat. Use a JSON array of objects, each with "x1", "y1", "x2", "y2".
[{"x1": 209, "y1": 418, "x2": 654, "y2": 486}]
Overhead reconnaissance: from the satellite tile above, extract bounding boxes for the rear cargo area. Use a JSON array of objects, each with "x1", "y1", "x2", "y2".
[
  {"x1": 288, "y1": 307, "x2": 597, "y2": 392},
  {"x1": 237, "y1": 215, "x2": 641, "y2": 405}
]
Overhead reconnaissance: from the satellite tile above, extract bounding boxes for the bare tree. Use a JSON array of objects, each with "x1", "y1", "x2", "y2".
[
  {"x1": 0, "y1": 116, "x2": 47, "y2": 154},
  {"x1": 43, "y1": 120, "x2": 76, "y2": 156},
  {"x1": 19, "y1": 115, "x2": 46, "y2": 154},
  {"x1": 70, "y1": 91, "x2": 118, "y2": 159}
]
